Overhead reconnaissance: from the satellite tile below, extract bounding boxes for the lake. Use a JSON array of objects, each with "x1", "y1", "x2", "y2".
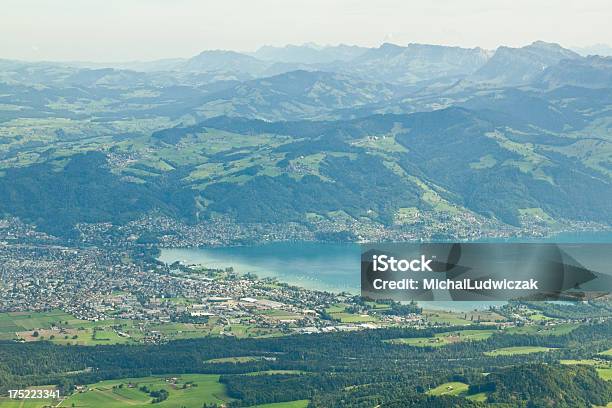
[
  {"x1": 159, "y1": 242, "x2": 360, "y2": 293},
  {"x1": 158, "y1": 231, "x2": 612, "y2": 311}
]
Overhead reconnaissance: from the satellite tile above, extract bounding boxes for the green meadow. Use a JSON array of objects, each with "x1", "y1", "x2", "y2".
[
  {"x1": 0, "y1": 309, "x2": 85, "y2": 331},
  {"x1": 58, "y1": 374, "x2": 231, "y2": 407},
  {"x1": 325, "y1": 304, "x2": 378, "y2": 323},
  {"x1": 0, "y1": 309, "x2": 284, "y2": 346},
  {"x1": 504, "y1": 323, "x2": 578, "y2": 336},
  {"x1": 251, "y1": 400, "x2": 310, "y2": 408},
  {"x1": 421, "y1": 309, "x2": 504, "y2": 326},
  {"x1": 0, "y1": 375, "x2": 311, "y2": 408},
  {"x1": 560, "y1": 359, "x2": 612, "y2": 382},
  {"x1": 387, "y1": 329, "x2": 496, "y2": 347},
  {"x1": 0, "y1": 399, "x2": 61, "y2": 407},
  {"x1": 426, "y1": 381, "x2": 489, "y2": 402},
  {"x1": 484, "y1": 346, "x2": 556, "y2": 356},
  {"x1": 597, "y1": 367, "x2": 612, "y2": 381},
  {"x1": 427, "y1": 381, "x2": 469, "y2": 396}
]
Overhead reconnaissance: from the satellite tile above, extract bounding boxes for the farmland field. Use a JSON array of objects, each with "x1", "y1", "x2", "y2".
[
  {"x1": 0, "y1": 399, "x2": 60, "y2": 407},
  {"x1": 325, "y1": 304, "x2": 378, "y2": 323},
  {"x1": 0, "y1": 310, "x2": 283, "y2": 345},
  {"x1": 427, "y1": 381, "x2": 469, "y2": 396},
  {"x1": 57, "y1": 374, "x2": 231, "y2": 407},
  {"x1": 484, "y1": 346, "x2": 556, "y2": 356},
  {"x1": 504, "y1": 323, "x2": 578, "y2": 336},
  {"x1": 598, "y1": 367, "x2": 612, "y2": 381},
  {"x1": 422, "y1": 309, "x2": 505, "y2": 326},
  {"x1": 386, "y1": 329, "x2": 496, "y2": 347},
  {"x1": 559, "y1": 359, "x2": 612, "y2": 381},
  {"x1": 250, "y1": 400, "x2": 310, "y2": 408}
]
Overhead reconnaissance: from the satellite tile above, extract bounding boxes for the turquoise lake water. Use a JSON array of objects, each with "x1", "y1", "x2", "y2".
[{"x1": 158, "y1": 231, "x2": 612, "y2": 311}]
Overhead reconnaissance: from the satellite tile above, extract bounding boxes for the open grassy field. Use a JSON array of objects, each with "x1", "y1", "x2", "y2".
[
  {"x1": 427, "y1": 382, "x2": 469, "y2": 396},
  {"x1": 484, "y1": 346, "x2": 556, "y2": 356},
  {"x1": 0, "y1": 386, "x2": 61, "y2": 408},
  {"x1": 423, "y1": 310, "x2": 470, "y2": 326},
  {"x1": 0, "y1": 332, "x2": 17, "y2": 341},
  {"x1": 466, "y1": 392, "x2": 488, "y2": 402},
  {"x1": 257, "y1": 309, "x2": 302, "y2": 321},
  {"x1": 0, "y1": 374, "x2": 310, "y2": 407},
  {"x1": 57, "y1": 374, "x2": 231, "y2": 407},
  {"x1": 250, "y1": 400, "x2": 310, "y2": 408},
  {"x1": 205, "y1": 356, "x2": 262, "y2": 363},
  {"x1": 597, "y1": 367, "x2": 612, "y2": 381},
  {"x1": 422, "y1": 309, "x2": 505, "y2": 326},
  {"x1": 559, "y1": 359, "x2": 612, "y2": 381},
  {"x1": 504, "y1": 323, "x2": 578, "y2": 336},
  {"x1": 0, "y1": 398, "x2": 60, "y2": 407},
  {"x1": 0, "y1": 375, "x2": 310, "y2": 407},
  {"x1": 324, "y1": 304, "x2": 347, "y2": 314},
  {"x1": 388, "y1": 336, "x2": 448, "y2": 347},
  {"x1": 332, "y1": 313, "x2": 377, "y2": 323},
  {"x1": 0, "y1": 310, "x2": 146, "y2": 345},
  {"x1": 425, "y1": 381, "x2": 489, "y2": 402},
  {"x1": 325, "y1": 304, "x2": 377, "y2": 323},
  {"x1": 387, "y1": 329, "x2": 496, "y2": 348},
  {"x1": 16, "y1": 325, "x2": 137, "y2": 346},
  {"x1": 526, "y1": 313, "x2": 553, "y2": 322},
  {"x1": 0, "y1": 310, "x2": 87, "y2": 332},
  {"x1": 244, "y1": 370, "x2": 305, "y2": 376},
  {"x1": 364, "y1": 301, "x2": 391, "y2": 311},
  {"x1": 0, "y1": 310, "x2": 115, "y2": 345},
  {"x1": 1, "y1": 309, "x2": 284, "y2": 345},
  {"x1": 560, "y1": 359, "x2": 602, "y2": 366},
  {"x1": 220, "y1": 323, "x2": 284, "y2": 338}
]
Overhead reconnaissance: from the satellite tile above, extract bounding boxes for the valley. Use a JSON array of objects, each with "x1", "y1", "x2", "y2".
[{"x1": 0, "y1": 37, "x2": 611, "y2": 407}]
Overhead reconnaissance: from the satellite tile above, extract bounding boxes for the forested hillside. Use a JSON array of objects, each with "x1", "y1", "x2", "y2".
[
  {"x1": 0, "y1": 41, "x2": 610, "y2": 240},
  {"x1": 0, "y1": 320, "x2": 610, "y2": 407}
]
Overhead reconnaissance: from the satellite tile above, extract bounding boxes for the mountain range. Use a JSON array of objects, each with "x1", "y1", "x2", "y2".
[{"x1": 0, "y1": 40, "x2": 610, "y2": 239}]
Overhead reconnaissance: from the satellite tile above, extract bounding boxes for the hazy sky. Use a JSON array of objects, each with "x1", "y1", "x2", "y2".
[{"x1": 2, "y1": 0, "x2": 611, "y2": 62}]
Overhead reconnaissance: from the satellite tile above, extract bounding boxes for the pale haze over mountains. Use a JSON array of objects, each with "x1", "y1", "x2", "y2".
[
  {"x1": 2, "y1": 0, "x2": 612, "y2": 61},
  {"x1": 10, "y1": 40, "x2": 609, "y2": 87}
]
